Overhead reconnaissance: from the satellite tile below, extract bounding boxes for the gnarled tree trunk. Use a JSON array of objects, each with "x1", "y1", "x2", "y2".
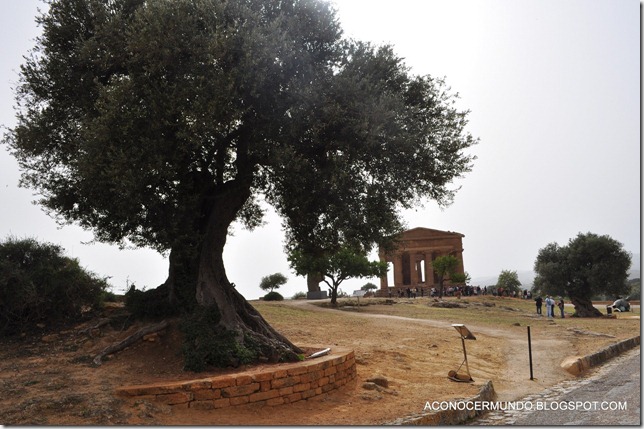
[
  {"x1": 570, "y1": 295, "x2": 603, "y2": 317},
  {"x1": 186, "y1": 188, "x2": 302, "y2": 368}
]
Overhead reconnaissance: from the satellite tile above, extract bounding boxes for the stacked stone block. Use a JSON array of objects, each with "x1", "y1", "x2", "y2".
[{"x1": 116, "y1": 348, "x2": 356, "y2": 410}]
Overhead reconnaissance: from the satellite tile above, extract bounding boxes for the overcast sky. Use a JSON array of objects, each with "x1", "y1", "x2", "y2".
[{"x1": 0, "y1": 0, "x2": 640, "y2": 299}]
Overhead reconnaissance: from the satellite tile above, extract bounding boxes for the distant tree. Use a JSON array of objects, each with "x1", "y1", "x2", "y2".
[
  {"x1": 432, "y1": 255, "x2": 460, "y2": 299},
  {"x1": 289, "y1": 247, "x2": 387, "y2": 305},
  {"x1": 534, "y1": 232, "x2": 631, "y2": 317},
  {"x1": 496, "y1": 270, "x2": 521, "y2": 294},
  {"x1": 259, "y1": 273, "x2": 288, "y2": 293},
  {"x1": 361, "y1": 282, "x2": 378, "y2": 295}
]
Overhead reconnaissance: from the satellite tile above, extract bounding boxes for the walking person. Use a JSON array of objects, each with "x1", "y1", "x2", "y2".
[{"x1": 534, "y1": 295, "x2": 543, "y2": 315}]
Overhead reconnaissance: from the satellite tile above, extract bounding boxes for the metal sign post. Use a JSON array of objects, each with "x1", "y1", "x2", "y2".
[
  {"x1": 352, "y1": 290, "x2": 367, "y2": 309},
  {"x1": 527, "y1": 326, "x2": 534, "y2": 380},
  {"x1": 450, "y1": 324, "x2": 476, "y2": 382}
]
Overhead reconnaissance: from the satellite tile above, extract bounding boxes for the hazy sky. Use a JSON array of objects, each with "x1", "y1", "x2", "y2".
[{"x1": 0, "y1": 0, "x2": 639, "y2": 299}]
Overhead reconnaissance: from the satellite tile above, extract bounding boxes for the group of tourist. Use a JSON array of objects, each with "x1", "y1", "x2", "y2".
[
  {"x1": 391, "y1": 285, "x2": 485, "y2": 298},
  {"x1": 534, "y1": 295, "x2": 565, "y2": 318}
]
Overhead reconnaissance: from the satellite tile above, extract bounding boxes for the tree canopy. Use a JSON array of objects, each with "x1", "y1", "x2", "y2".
[
  {"x1": 361, "y1": 282, "x2": 378, "y2": 292},
  {"x1": 496, "y1": 270, "x2": 521, "y2": 294},
  {"x1": 432, "y1": 255, "x2": 460, "y2": 298},
  {"x1": 4, "y1": 0, "x2": 477, "y2": 367},
  {"x1": 288, "y1": 246, "x2": 387, "y2": 305},
  {"x1": 533, "y1": 232, "x2": 631, "y2": 317},
  {"x1": 259, "y1": 273, "x2": 288, "y2": 293}
]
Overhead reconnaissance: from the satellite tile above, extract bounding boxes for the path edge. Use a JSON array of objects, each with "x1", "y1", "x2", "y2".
[{"x1": 562, "y1": 335, "x2": 640, "y2": 375}]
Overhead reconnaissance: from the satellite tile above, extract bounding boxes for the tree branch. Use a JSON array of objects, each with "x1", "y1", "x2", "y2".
[{"x1": 93, "y1": 320, "x2": 170, "y2": 366}]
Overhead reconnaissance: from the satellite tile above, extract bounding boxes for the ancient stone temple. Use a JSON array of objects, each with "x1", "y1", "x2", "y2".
[{"x1": 377, "y1": 227, "x2": 465, "y2": 295}]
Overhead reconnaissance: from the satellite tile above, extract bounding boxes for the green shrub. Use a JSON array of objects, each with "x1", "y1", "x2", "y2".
[
  {"x1": 291, "y1": 291, "x2": 306, "y2": 300},
  {"x1": 0, "y1": 236, "x2": 108, "y2": 336},
  {"x1": 101, "y1": 290, "x2": 119, "y2": 302},
  {"x1": 263, "y1": 291, "x2": 284, "y2": 301},
  {"x1": 181, "y1": 306, "x2": 256, "y2": 372}
]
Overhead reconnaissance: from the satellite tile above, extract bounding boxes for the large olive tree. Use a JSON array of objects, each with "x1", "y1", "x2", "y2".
[
  {"x1": 534, "y1": 233, "x2": 631, "y2": 317},
  {"x1": 5, "y1": 0, "x2": 476, "y2": 367}
]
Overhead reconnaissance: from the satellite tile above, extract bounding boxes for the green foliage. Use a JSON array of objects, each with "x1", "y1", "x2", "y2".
[
  {"x1": 496, "y1": 270, "x2": 522, "y2": 293},
  {"x1": 259, "y1": 273, "x2": 288, "y2": 292},
  {"x1": 450, "y1": 272, "x2": 471, "y2": 286},
  {"x1": 5, "y1": 0, "x2": 476, "y2": 284},
  {"x1": 432, "y1": 255, "x2": 459, "y2": 276},
  {"x1": 263, "y1": 291, "x2": 284, "y2": 301},
  {"x1": 627, "y1": 278, "x2": 640, "y2": 300},
  {"x1": 432, "y1": 255, "x2": 460, "y2": 298},
  {"x1": 0, "y1": 236, "x2": 107, "y2": 336},
  {"x1": 534, "y1": 232, "x2": 631, "y2": 301},
  {"x1": 289, "y1": 246, "x2": 387, "y2": 304},
  {"x1": 5, "y1": 0, "x2": 477, "y2": 347},
  {"x1": 291, "y1": 291, "x2": 307, "y2": 300},
  {"x1": 101, "y1": 290, "x2": 119, "y2": 302},
  {"x1": 181, "y1": 306, "x2": 256, "y2": 372},
  {"x1": 361, "y1": 282, "x2": 378, "y2": 291},
  {"x1": 273, "y1": 44, "x2": 478, "y2": 262}
]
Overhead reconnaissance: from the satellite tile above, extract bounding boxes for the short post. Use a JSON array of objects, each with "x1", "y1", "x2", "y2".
[{"x1": 527, "y1": 326, "x2": 534, "y2": 380}]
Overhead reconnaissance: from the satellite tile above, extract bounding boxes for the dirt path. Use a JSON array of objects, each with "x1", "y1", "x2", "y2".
[{"x1": 283, "y1": 299, "x2": 573, "y2": 401}]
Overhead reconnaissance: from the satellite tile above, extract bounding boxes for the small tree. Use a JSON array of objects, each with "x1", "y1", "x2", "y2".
[
  {"x1": 361, "y1": 282, "x2": 378, "y2": 294},
  {"x1": 259, "y1": 273, "x2": 288, "y2": 293},
  {"x1": 496, "y1": 270, "x2": 521, "y2": 295},
  {"x1": 289, "y1": 247, "x2": 387, "y2": 305},
  {"x1": 534, "y1": 232, "x2": 631, "y2": 317},
  {"x1": 432, "y1": 255, "x2": 460, "y2": 299}
]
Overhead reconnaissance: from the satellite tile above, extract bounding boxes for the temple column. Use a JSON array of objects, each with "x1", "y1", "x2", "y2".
[
  {"x1": 393, "y1": 253, "x2": 404, "y2": 287},
  {"x1": 409, "y1": 254, "x2": 422, "y2": 287},
  {"x1": 427, "y1": 254, "x2": 437, "y2": 287},
  {"x1": 379, "y1": 252, "x2": 388, "y2": 291}
]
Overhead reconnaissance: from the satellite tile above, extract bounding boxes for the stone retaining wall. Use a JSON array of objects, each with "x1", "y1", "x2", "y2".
[
  {"x1": 388, "y1": 380, "x2": 497, "y2": 425},
  {"x1": 115, "y1": 347, "x2": 356, "y2": 410},
  {"x1": 561, "y1": 335, "x2": 640, "y2": 375}
]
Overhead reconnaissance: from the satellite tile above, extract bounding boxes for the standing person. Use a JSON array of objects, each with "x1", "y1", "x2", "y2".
[
  {"x1": 535, "y1": 296, "x2": 543, "y2": 315},
  {"x1": 545, "y1": 295, "x2": 554, "y2": 317},
  {"x1": 558, "y1": 298, "x2": 565, "y2": 318}
]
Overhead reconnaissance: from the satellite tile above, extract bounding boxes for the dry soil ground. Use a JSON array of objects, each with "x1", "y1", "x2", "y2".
[{"x1": 0, "y1": 296, "x2": 639, "y2": 425}]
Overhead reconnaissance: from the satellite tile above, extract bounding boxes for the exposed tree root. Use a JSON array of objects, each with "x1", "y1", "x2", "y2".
[
  {"x1": 93, "y1": 320, "x2": 170, "y2": 366},
  {"x1": 77, "y1": 318, "x2": 112, "y2": 338}
]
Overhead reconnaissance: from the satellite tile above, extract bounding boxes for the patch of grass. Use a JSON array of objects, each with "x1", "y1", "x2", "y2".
[
  {"x1": 251, "y1": 301, "x2": 346, "y2": 326},
  {"x1": 321, "y1": 296, "x2": 640, "y2": 339}
]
